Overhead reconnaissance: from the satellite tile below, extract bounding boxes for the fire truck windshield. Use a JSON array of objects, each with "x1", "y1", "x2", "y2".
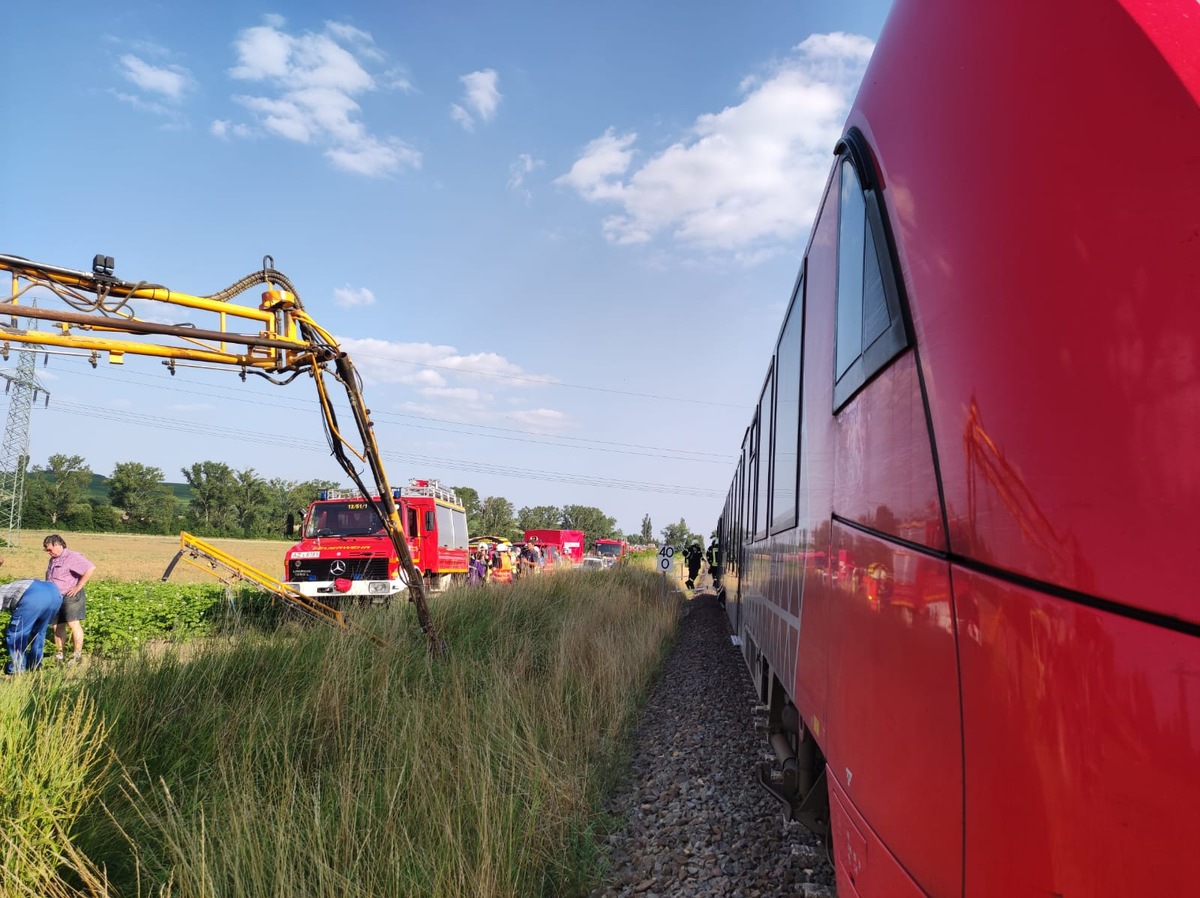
[
  {"x1": 595, "y1": 542, "x2": 623, "y2": 557},
  {"x1": 304, "y1": 501, "x2": 385, "y2": 538}
]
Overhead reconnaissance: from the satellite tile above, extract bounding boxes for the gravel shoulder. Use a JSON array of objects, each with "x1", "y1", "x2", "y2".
[{"x1": 592, "y1": 591, "x2": 836, "y2": 898}]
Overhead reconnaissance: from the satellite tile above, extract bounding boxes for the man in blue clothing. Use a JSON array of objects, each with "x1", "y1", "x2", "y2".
[{"x1": 3, "y1": 578, "x2": 63, "y2": 674}]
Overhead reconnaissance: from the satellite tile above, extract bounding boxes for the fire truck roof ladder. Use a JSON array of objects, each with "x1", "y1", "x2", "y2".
[{"x1": 400, "y1": 478, "x2": 459, "y2": 504}]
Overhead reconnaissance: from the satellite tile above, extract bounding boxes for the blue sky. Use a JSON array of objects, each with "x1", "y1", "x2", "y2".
[{"x1": 1, "y1": 0, "x2": 892, "y2": 538}]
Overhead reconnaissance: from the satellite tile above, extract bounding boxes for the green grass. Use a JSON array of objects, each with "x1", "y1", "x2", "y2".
[
  {"x1": 0, "y1": 678, "x2": 111, "y2": 897},
  {"x1": 2, "y1": 567, "x2": 679, "y2": 897}
]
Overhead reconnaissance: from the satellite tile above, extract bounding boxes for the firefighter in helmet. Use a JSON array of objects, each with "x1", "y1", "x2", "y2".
[
  {"x1": 706, "y1": 538, "x2": 722, "y2": 589},
  {"x1": 684, "y1": 541, "x2": 704, "y2": 589}
]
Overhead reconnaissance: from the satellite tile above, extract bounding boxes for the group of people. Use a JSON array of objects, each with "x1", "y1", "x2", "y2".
[
  {"x1": 467, "y1": 538, "x2": 548, "y2": 586},
  {"x1": 464, "y1": 536, "x2": 724, "y2": 591},
  {"x1": 684, "y1": 538, "x2": 721, "y2": 590},
  {"x1": 3, "y1": 534, "x2": 96, "y2": 675}
]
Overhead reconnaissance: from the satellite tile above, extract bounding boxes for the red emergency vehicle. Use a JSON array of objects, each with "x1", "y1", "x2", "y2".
[
  {"x1": 285, "y1": 478, "x2": 468, "y2": 602},
  {"x1": 523, "y1": 529, "x2": 585, "y2": 564},
  {"x1": 592, "y1": 538, "x2": 628, "y2": 564}
]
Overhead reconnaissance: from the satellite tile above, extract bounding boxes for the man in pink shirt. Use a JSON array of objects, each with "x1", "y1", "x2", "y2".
[{"x1": 44, "y1": 533, "x2": 96, "y2": 664}]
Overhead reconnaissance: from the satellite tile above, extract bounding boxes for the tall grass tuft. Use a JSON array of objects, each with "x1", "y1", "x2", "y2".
[
  {"x1": 47, "y1": 565, "x2": 678, "y2": 897},
  {"x1": 0, "y1": 676, "x2": 111, "y2": 897}
]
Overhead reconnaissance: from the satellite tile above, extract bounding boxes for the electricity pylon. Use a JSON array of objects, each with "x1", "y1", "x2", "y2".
[{"x1": 0, "y1": 329, "x2": 49, "y2": 547}]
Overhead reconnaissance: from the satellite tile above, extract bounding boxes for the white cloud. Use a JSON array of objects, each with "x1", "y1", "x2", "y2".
[
  {"x1": 508, "y1": 153, "x2": 544, "y2": 201},
  {"x1": 120, "y1": 54, "x2": 193, "y2": 101},
  {"x1": 336, "y1": 337, "x2": 567, "y2": 429},
  {"x1": 332, "y1": 285, "x2": 377, "y2": 308},
  {"x1": 211, "y1": 119, "x2": 253, "y2": 139},
  {"x1": 556, "y1": 130, "x2": 636, "y2": 202},
  {"x1": 404, "y1": 369, "x2": 447, "y2": 389},
  {"x1": 327, "y1": 137, "x2": 421, "y2": 176},
  {"x1": 462, "y1": 69, "x2": 501, "y2": 119},
  {"x1": 112, "y1": 91, "x2": 182, "y2": 125},
  {"x1": 556, "y1": 32, "x2": 874, "y2": 258},
  {"x1": 112, "y1": 52, "x2": 193, "y2": 126},
  {"x1": 383, "y1": 67, "x2": 415, "y2": 93},
  {"x1": 451, "y1": 69, "x2": 501, "y2": 131},
  {"x1": 507, "y1": 408, "x2": 567, "y2": 430},
  {"x1": 223, "y1": 17, "x2": 421, "y2": 178},
  {"x1": 449, "y1": 103, "x2": 475, "y2": 132},
  {"x1": 421, "y1": 386, "x2": 486, "y2": 403},
  {"x1": 337, "y1": 338, "x2": 538, "y2": 386},
  {"x1": 235, "y1": 94, "x2": 314, "y2": 141},
  {"x1": 324, "y1": 22, "x2": 385, "y2": 63}
]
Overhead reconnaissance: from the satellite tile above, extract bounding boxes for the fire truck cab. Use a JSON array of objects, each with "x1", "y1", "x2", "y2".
[
  {"x1": 592, "y1": 538, "x2": 628, "y2": 565},
  {"x1": 286, "y1": 478, "x2": 469, "y2": 602}
]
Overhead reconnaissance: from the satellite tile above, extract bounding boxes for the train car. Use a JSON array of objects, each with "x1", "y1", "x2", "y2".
[{"x1": 717, "y1": 1, "x2": 1200, "y2": 895}]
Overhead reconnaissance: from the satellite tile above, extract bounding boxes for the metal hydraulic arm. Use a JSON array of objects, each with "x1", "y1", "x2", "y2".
[
  {"x1": 0, "y1": 252, "x2": 444, "y2": 655},
  {"x1": 162, "y1": 531, "x2": 387, "y2": 647}
]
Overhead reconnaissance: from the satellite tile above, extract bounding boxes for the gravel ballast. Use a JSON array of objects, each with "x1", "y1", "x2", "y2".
[{"x1": 591, "y1": 591, "x2": 837, "y2": 898}]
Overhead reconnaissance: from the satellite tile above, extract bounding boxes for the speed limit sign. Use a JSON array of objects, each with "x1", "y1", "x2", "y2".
[{"x1": 657, "y1": 545, "x2": 675, "y2": 572}]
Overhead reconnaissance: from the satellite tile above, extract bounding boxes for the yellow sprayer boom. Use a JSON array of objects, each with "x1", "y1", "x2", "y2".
[{"x1": 162, "y1": 532, "x2": 387, "y2": 647}]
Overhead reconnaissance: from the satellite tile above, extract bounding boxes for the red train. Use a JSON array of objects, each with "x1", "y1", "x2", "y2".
[{"x1": 716, "y1": 1, "x2": 1200, "y2": 895}]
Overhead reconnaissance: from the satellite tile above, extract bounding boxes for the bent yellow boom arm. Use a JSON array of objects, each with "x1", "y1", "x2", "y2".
[{"x1": 0, "y1": 252, "x2": 441, "y2": 655}]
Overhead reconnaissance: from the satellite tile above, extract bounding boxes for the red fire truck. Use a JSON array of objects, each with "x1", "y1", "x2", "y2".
[
  {"x1": 592, "y1": 538, "x2": 628, "y2": 564},
  {"x1": 285, "y1": 478, "x2": 468, "y2": 603},
  {"x1": 523, "y1": 529, "x2": 585, "y2": 564}
]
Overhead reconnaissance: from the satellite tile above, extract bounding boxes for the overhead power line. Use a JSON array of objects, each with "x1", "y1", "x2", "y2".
[
  {"x1": 347, "y1": 352, "x2": 750, "y2": 410},
  {"x1": 45, "y1": 401, "x2": 726, "y2": 499},
  {"x1": 47, "y1": 363, "x2": 734, "y2": 463}
]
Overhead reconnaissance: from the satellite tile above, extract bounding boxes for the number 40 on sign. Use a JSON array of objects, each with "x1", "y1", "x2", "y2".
[{"x1": 657, "y1": 545, "x2": 675, "y2": 573}]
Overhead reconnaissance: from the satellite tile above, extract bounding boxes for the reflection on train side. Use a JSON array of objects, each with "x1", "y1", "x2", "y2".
[{"x1": 828, "y1": 521, "x2": 953, "y2": 635}]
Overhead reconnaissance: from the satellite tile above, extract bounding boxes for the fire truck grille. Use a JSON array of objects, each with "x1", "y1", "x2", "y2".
[{"x1": 288, "y1": 558, "x2": 391, "y2": 582}]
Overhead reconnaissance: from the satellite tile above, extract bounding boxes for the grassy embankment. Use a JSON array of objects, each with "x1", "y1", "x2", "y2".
[{"x1": 2, "y1": 562, "x2": 681, "y2": 898}]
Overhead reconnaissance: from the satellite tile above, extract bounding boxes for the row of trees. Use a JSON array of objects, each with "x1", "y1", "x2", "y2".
[
  {"x1": 22, "y1": 454, "x2": 335, "y2": 538},
  {"x1": 20, "y1": 454, "x2": 706, "y2": 547},
  {"x1": 449, "y1": 486, "x2": 622, "y2": 547}
]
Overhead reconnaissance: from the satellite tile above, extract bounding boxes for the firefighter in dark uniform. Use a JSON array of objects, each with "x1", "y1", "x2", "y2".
[
  {"x1": 706, "y1": 539, "x2": 722, "y2": 589},
  {"x1": 684, "y1": 541, "x2": 703, "y2": 589}
]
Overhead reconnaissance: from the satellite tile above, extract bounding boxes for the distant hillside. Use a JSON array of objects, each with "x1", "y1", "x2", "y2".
[
  {"x1": 87, "y1": 473, "x2": 110, "y2": 499},
  {"x1": 85, "y1": 474, "x2": 191, "y2": 502}
]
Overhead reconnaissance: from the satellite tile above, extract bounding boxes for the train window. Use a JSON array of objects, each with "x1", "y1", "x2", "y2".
[
  {"x1": 736, "y1": 438, "x2": 746, "y2": 566},
  {"x1": 729, "y1": 470, "x2": 737, "y2": 571},
  {"x1": 755, "y1": 366, "x2": 773, "y2": 540},
  {"x1": 744, "y1": 421, "x2": 756, "y2": 544},
  {"x1": 771, "y1": 272, "x2": 803, "y2": 533},
  {"x1": 833, "y1": 128, "x2": 909, "y2": 410},
  {"x1": 835, "y1": 161, "x2": 868, "y2": 380},
  {"x1": 730, "y1": 468, "x2": 741, "y2": 574}
]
